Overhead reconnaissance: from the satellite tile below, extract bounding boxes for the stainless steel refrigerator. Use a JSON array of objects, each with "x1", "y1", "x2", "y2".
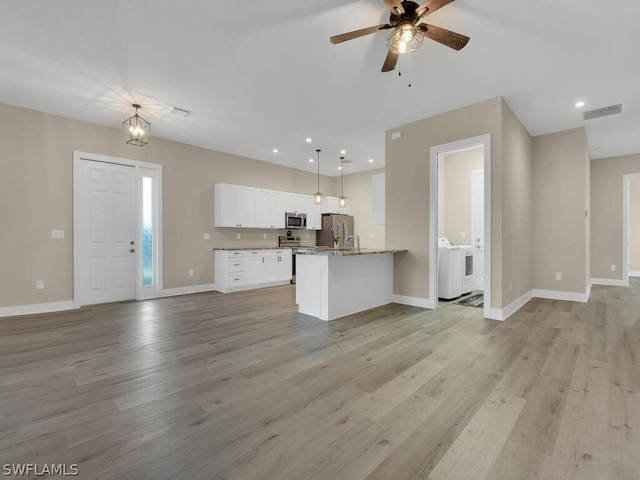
[{"x1": 316, "y1": 214, "x2": 355, "y2": 247}]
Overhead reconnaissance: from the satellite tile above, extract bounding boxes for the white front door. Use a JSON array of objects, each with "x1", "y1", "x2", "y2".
[
  {"x1": 471, "y1": 169, "x2": 485, "y2": 291},
  {"x1": 78, "y1": 160, "x2": 137, "y2": 305}
]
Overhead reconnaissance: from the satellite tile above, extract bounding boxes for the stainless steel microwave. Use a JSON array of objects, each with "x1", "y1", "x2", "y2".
[{"x1": 285, "y1": 212, "x2": 307, "y2": 229}]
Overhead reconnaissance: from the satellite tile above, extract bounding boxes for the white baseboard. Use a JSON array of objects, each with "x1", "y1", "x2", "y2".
[
  {"x1": 591, "y1": 277, "x2": 627, "y2": 287},
  {"x1": 628, "y1": 271, "x2": 640, "y2": 277},
  {"x1": 532, "y1": 285, "x2": 591, "y2": 303},
  {"x1": 0, "y1": 300, "x2": 77, "y2": 318},
  {"x1": 494, "y1": 290, "x2": 535, "y2": 321},
  {"x1": 162, "y1": 283, "x2": 218, "y2": 297},
  {"x1": 392, "y1": 294, "x2": 435, "y2": 310}
]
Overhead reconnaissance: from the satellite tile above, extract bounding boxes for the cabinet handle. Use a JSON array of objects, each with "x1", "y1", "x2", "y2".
[{"x1": 262, "y1": 257, "x2": 264, "y2": 263}]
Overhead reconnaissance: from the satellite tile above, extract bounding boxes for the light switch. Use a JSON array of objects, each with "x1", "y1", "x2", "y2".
[
  {"x1": 51, "y1": 230, "x2": 64, "y2": 239},
  {"x1": 204, "y1": 233, "x2": 211, "y2": 240}
]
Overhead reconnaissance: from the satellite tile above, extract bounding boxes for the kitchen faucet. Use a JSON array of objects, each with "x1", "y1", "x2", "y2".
[{"x1": 345, "y1": 234, "x2": 360, "y2": 252}]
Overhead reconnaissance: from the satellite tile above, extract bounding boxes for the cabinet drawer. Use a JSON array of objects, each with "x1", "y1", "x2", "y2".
[
  {"x1": 226, "y1": 272, "x2": 245, "y2": 286},
  {"x1": 227, "y1": 258, "x2": 245, "y2": 272},
  {"x1": 226, "y1": 250, "x2": 245, "y2": 258}
]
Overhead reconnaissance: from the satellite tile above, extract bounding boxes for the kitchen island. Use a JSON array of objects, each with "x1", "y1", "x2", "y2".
[{"x1": 294, "y1": 248, "x2": 407, "y2": 321}]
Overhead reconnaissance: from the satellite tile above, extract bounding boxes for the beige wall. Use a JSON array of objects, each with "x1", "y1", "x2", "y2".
[
  {"x1": 0, "y1": 102, "x2": 352, "y2": 308},
  {"x1": 438, "y1": 147, "x2": 484, "y2": 245},
  {"x1": 386, "y1": 97, "x2": 504, "y2": 306},
  {"x1": 532, "y1": 128, "x2": 590, "y2": 293},
  {"x1": 630, "y1": 178, "x2": 640, "y2": 272},
  {"x1": 335, "y1": 168, "x2": 386, "y2": 249},
  {"x1": 386, "y1": 97, "x2": 535, "y2": 310},
  {"x1": 500, "y1": 101, "x2": 534, "y2": 306},
  {"x1": 590, "y1": 154, "x2": 640, "y2": 279}
]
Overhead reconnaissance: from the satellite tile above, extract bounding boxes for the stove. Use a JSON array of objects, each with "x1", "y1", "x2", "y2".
[
  {"x1": 278, "y1": 235, "x2": 301, "y2": 248},
  {"x1": 279, "y1": 234, "x2": 301, "y2": 284}
]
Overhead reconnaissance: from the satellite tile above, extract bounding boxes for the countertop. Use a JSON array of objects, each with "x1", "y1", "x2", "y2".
[
  {"x1": 213, "y1": 247, "x2": 297, "y2": 251},
  {"x1": 294, "y1": 247, "x2": 407, "y2": 256}
]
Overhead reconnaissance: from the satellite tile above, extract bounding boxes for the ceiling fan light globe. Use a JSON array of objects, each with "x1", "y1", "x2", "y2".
[{"x1": 387, "y1": 26, "x2": 423, "y2": 54}]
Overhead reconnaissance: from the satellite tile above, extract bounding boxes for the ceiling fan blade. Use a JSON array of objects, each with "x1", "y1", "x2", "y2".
[
  {"x1": 419, "y1": 24, "x2": 469, "y2": 50},
  {"x1": 330, "y1": 24, "x2": 392, "y2": 45},
  {"x1": 416, "y1": 0, "x2": 455, "y2": 18},
  {"x1": 381, "y1": 49, "x2": 399, "y2": 72},
  {"x1": 383, "y1": 0, "x2": 405, "y2": 15}
]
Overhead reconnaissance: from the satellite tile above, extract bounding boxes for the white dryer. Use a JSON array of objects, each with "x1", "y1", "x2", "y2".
[
  {"x1": 460, "y1": 245, "x2": 474, "y2": 294},
  {"x1": 438, "y1": 237, "x2": 462, "y2": 299}
]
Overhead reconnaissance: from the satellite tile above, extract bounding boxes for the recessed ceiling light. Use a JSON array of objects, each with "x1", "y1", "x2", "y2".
[
  {"x1": 368, "y1": 159, "x2": 374, "y2": 163},
  {"x1": 575, "y1": 101, "x2": 585, "y2": 108},
  {"x1": 273, "y1": 149, "x2": 279, "y2": 153},
  {"x1": 309, "y1": 158, "x2": 314, "y2": 162},
  {"x1": 306, "y1": 138, "x2": 312, "y2": 143},
  {"x1": 338, "y1": 166, "x2": 342, "y2": 170},
  {"x1": 340, "y1": 150, "x2": 346, "y2": 154}
]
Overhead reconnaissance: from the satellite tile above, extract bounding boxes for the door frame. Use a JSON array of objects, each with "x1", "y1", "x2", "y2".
[
  {"x1": 623, "y1": 173, "x2": 640, "y2": 282},
  {"x1": 471, "y1": 168, "x2": 485, "y2": 291},
  {"x1": 73, "y1": 151, "x2": 163, "y2": 307},
  {"x1": 429, "y1": 134, "x2": 492, "y2": 319}
]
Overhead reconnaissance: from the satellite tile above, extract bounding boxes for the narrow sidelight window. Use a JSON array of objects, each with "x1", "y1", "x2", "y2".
[{"x1": 142, "y1": 176, "x2": 154, "y2": 286}]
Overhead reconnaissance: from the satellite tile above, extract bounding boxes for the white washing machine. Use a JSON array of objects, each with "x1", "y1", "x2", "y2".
[{"x1": 438, "y1": 237, "x2": 462, "y2": 299}]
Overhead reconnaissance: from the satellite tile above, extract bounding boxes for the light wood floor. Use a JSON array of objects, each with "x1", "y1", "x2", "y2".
[{"x1": 1, "y1": 280, "x2": 640, "y2": 479}]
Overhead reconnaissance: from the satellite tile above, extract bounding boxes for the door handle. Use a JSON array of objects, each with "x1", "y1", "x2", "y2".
[
  {"x1": 130, "y1": 249, "x2": 135, "y2": 253},
  {"x1": 130, "y1": 241, "x2": 135, "y2": 245}
]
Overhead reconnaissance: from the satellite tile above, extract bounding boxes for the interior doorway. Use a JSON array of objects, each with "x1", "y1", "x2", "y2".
[
  {"x1": 73, "y1": 151, "x2": 163, "y2": 307},
  {"x1": 429, "y1": 135, "x2": 492, "y2": 319}
]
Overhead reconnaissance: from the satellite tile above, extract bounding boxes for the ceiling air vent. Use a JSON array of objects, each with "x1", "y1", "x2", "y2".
[
  {"x1": 170, "y1": 106, "x2": 191, "y2": 118},
  {"x1": 582, "y1": 103, "x2": 622, "y2": 121}
]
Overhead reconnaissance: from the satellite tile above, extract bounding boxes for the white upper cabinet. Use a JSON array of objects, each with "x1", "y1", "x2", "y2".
[
  {"x1": 269, "y1": 191, "x2": 285, "y2": 228},
  {"x1": 307, "y1": 200, "x2": 322, "y2": 230},
  {"x1": 322, "y1": 196, "x2": 349, "y2": 215},
  {"x1": 215, "y1": 184, "x2": 238, "y2": 227},
  {"x1": 215, "y1": 184, "x2": 322, "y2": 229},
  {"x1": 282, "y1": 193, "x2": 295, "y2": 214},
  {"x1": 253, "y1": 190, "x2": 271, "y2": 228}
]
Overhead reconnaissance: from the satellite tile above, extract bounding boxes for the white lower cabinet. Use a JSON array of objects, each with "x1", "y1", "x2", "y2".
[{"x1": 215, "y1": 249, "x2": 292, "y2": 293}]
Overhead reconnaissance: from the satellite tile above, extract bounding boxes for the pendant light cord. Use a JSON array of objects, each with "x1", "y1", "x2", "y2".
[{"x1": 316, "y1": 149, "x2": 321, "y2": 191}]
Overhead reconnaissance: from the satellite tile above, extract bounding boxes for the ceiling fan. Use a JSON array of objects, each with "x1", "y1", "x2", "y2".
[{"x1": 330, "y1": 0, "x2": 469, "y2": 72}]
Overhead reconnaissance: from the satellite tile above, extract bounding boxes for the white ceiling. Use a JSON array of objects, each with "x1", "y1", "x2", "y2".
[{"x1": 1, "y1": 0, "x2": 639, "y2": 176}]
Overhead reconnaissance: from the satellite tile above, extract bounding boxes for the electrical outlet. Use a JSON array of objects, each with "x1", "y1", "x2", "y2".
[
  {"x1": 36, "y1": 280, "x2": 44, "y2": 290},
  {"x1": 236, "y1": 233, "x2": 241, "y2": 240},
  {"x1": 460, "y1": 232, "x2": 466, "y2": 239},
  {"x1": 51, "y1": 230, "x2": 64, "y2": 239},
  {"x1": 204, "y1": 233, "x2": 210, "y2": 240},
  {"x1": 555, "y1": 272, "x2": 562, "y2": 280},
  {"x1": 188, "y1": 270, "x2": 194, "y2": 277},
  {"x1": 611, "y1": 264, "x2": 616, "y2": 271},
  {"x1": 263, "y1": 233, "x2": 267, "y2": 239}
]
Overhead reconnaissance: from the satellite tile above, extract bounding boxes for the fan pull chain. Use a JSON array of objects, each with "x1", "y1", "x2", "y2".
[{"x1": 397, "y1": 53, "x2": 412, "y2": 88}]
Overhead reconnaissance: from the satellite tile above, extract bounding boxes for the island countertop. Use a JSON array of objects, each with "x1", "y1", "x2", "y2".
[
  {"x1": 294, "y1": 248, "x2": 407, "y2": 256},
  {"x1": 212, "y1": 246, "x2": 295, "y2": 251}
]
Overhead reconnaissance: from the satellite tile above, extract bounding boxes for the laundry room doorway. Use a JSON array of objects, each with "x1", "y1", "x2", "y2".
[{"x1": 430, "y1": 134, "x2": 492, "y2": 318}]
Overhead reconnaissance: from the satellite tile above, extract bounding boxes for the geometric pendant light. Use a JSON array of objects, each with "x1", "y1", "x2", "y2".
[{"x1": 123, "y1": 104, "x2": 151, "y2": 147}]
